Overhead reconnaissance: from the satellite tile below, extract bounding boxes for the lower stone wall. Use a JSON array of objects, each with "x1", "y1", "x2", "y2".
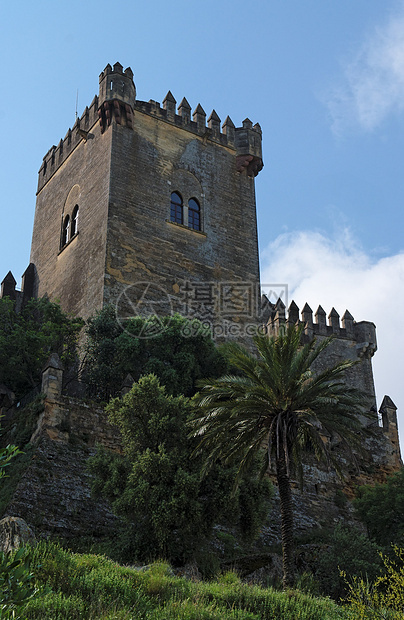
[
  {"x1": 4, "y1": 395, "x2": 121, "y2": 539},
  {"x1": 3, "y1": 393, "x2": 402, "y2": 543},
  {"x1": 6, "y1": 436, "x2": 118, "y2": 538},
  {"x1": 31, "y1": 395, "x2": 122, "y2": 451}
]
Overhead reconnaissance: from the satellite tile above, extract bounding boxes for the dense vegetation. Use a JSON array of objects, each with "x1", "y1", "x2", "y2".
[
  {"x1": 88, "y1": 374, "x2": 271, "y2": 567},
  {"x1": 21, "y1": 541, "x2": 348, "y2": 620},
  {"x1": 83, "y1": 308, "x2": 227, "y2": 400},
  {"x1": 0, "y1": 297, "x2": 83, "y2": 399},
  {"x1": 303, "y1": 524, "x2": 382, "y2": 600},
  {"x1": 354, "y1": 468, "x2": 404, "y2": 546}
]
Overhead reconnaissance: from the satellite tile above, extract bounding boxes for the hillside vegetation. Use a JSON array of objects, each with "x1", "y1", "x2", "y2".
[
  {"x1": 1, "y1": 299, "x2": 404, "y2": 618},
  {"x1": 22, "y1": 541, "x2": 348, "y2": 620}
]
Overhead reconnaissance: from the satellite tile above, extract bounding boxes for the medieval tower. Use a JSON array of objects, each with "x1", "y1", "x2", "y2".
[
  {"x1": 0, "y1": 61, "x2": 400, "y2": 540},
  {"x1": 23, "y1": 62, "x2": 403, "y2": 455},
  {"x1": 30, "y1": 62, "x2": 263, "y2": 334}
]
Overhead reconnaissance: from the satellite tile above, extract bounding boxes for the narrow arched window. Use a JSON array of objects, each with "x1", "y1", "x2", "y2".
[
  {"x1": 170, "y1": 192, "x2": 183, "y2": 224},
  {"x1": 188, "y1": 198, "x2": 200, "y2": 231},
  {"x1": 62, "y1": 215, "x2": 70, "y2": 247},
  {"x1": 71, "y1": 205, "x2": 79, "y2": 237}
]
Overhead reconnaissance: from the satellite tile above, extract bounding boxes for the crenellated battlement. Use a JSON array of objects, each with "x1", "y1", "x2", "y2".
[
  {"x1": 37, "y1": 62, "x2": 263, "y2": 193},
  {"x1": 263, "y1": 297, "x2": 377, "y2": 358},
  {"x1": 131, "y1": 99, "x2": 263, "y2": 176},
  {"x1": 37, "y1": 95, "x2": 100, "y2": 193},
  {"x1": 0, "y1": 264, "x2": 35, "y2": 312}
]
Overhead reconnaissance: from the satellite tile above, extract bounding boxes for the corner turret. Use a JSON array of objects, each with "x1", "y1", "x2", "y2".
[
  {"x1": 379, "y1": 396, "x2": 402, "y2": 468},
  {"x1": 98, "y1": 63, "x2": 136, "y2": 133},
  {"x1": 98, "y1": 62, "x2": 136, "y2": 109},
  {"x1": 235, "y1": 118, "x2": 263, "y2": 177}
]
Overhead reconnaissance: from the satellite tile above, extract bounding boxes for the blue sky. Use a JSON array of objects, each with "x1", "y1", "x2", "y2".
[{"x1": 1, "y1": 1, "x2": 404, "y2": 447}]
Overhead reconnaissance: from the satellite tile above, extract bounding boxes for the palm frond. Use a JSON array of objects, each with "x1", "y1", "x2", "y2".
[{"x1": 189, "y1": 324, "x2": 372, "y2": 489}]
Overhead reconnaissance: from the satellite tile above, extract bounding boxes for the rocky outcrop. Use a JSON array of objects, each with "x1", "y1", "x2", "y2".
[
  {"x1": 5, "y1": 435, "x2": 119, "y2": 539},
  {"x1": 3, "y1": 393, "x2": 121, "y2": 540},
  {"x1": 0, "y1": 516, "x2": 35, "y2": 553}
]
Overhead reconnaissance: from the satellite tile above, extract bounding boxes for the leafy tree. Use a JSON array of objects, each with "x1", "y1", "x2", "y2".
[
  {"x1": 88, "y1": 374, "x2": 271, "y2": 565},
  {"x1": 189, "y1": 324, "x2": 368, "y2": 588},
  {"x1": 354, "y1": 469, "x2": 404, "y2": 547},
  {"x1": 83, "y1": 308, "x2": 227, "y2": 400},
  {"x1": 314, "y1": 524, "x2": 382, "y2": 600},
  {"x1": 0, "y1": 297, "x2": 83, "y2": 398}
]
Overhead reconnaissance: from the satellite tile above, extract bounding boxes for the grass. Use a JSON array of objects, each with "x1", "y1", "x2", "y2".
[{"x1": 17, "y1": 541, "x2": 351, "y2": 619}]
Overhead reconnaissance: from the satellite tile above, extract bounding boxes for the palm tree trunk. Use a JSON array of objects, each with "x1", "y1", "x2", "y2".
[{"x1": 276, "y1": 454, "x2": 295, "y2": 588}]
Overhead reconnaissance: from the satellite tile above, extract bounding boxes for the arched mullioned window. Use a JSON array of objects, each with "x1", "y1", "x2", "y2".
[
  {"x1": 188, "y1": 198, "x2": 200, "y2": 231},
  {"x1": 71, "y1": 205, "x2": 79, "y2": 237},
  {"x1": 62, "y1": 215, "x2": 70, "y2": 247},
  {"x1": 170, "y1": 192, "x2": 183, "y2": 225}
]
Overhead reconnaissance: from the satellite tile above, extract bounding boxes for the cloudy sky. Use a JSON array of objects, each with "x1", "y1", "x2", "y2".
[{"x1": 1, "y1": 1, "x2": 404, "y2": 448}]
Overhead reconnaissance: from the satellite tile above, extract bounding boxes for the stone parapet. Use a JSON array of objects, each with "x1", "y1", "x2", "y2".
[
  {"x1": 264, "y1": 298, "x2": 377, "y2": 356},
  {"x1": 37, "y1": 62, "x2": 263, "y2": 194},
  {"x1": 30, "y1": 394, "x2": 122, "y2": 452}
]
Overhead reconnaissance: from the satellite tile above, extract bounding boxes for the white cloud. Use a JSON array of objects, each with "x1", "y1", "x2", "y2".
[
  {"x1": 326, "y1": 6, "x2": 404, "y2": 134},
  {"x1": 260, "y1": 229, "x2": 404, "y2": 450}
]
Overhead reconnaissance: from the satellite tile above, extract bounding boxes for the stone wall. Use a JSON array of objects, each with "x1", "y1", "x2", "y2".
[
  {"x1": 3, "y1": 352, "x2": 401, "y2": 543},
  {"x1": 30, "y1": 112, "x2": 112, "y2": 320},
  {"x1": 5, "y1": 392, "x2": 121, "y2": 539},
  {"x1": 105, "y1": 106, "x2": 261, "y2": 336},
  {"x1": 29, "y1": 62, "x2": 263, "y2": 330}
]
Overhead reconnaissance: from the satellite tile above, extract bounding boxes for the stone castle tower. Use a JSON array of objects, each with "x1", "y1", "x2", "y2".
[
  {"x1": 29, "y1": 62, "x2": 263, "y2": 335},
  {"x1": 0, "y1": 61, "x2": 401, "y2": 541}
]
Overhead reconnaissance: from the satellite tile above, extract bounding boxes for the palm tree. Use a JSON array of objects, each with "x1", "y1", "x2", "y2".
[{"x1": 189, "y1": 324, "x2": 369, "y2": 588}]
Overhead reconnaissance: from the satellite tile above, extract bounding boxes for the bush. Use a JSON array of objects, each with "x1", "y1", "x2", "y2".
[
  {"x1": 83, "y1": 308, "x2": 227, "y2": 400},
  {"x1": 0, "y1": 297, "x2": 83, "y2": 399},
  {"x1": 0, "y1": 547, "x2": 41, "y2": 619},
  {"x1": 88, "y1": 375, "x2": 272, "y2": 566},
  {"x1": 314, "y1": 524, "x2": 382, "y2": 600},
  {"x1": 343, "y1": 546, "x2": 404, "y2": 619},
  {"x1": 354, "y1": 469, "x2": 404, "y2": 547}
]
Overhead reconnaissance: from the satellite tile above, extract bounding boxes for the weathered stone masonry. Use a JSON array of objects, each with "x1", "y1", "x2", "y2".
[
  {"x1": 0, "y1": 61, "x2": 401, "y2": 541},
  {"x1": 29, "y1": 62, "x2": 263, "y2": 332}
]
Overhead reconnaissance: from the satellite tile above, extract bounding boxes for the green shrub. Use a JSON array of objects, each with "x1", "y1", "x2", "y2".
[
  {"x1": 0, "y1": 547, "x2": 41, "y2": 619},
  {"x1": 342, "y1": 546, "x2": 404, "y2": 619},
  {"x1": 0, "y1": 296, "x2": 83, "y2": 399},
  {"x1": 88, "y1": 375, "x2": 272, "y2": 565},
  {"x1": 354, "y1": 469, "x2": 404, "y2": 547},
  {"x1": 314, "y1": 524, "x2": 382, "y2": 600},
  {"x1": 83, "y1": 309, "x2": 227, "y2": 400}
]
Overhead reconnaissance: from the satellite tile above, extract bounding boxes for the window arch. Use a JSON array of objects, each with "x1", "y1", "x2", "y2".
[
  {"x1": 62, "y1": 215, "x2": 70, "y2": 247},
  {"x1": 188, "y1": 198, "x2": 200, "y2": 231},
  {"x1": 170, "y1": 191, "x2": 183, "y2": 225},
  {"x1": 71, "y1": 205, "x2": 79, "y2": 237}
]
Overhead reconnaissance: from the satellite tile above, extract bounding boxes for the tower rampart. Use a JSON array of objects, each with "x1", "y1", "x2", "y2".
[
  {"x1": 37, "y1": 63, "x2": 263, "y2": 195},
  {"x1": 30, "y1": 62, "x2": 263, "y2": 325},
  {"x1": 264, "y1": 297, "x2": 379, "y2": 419}
]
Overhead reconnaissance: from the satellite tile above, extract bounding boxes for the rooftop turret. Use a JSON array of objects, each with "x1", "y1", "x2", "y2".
[{"x1": 98, "y1": 62, "x2": 136, "y2": 109}]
